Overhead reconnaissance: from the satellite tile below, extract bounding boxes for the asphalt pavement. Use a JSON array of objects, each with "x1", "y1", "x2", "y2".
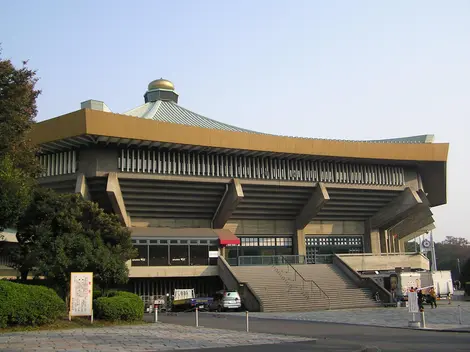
[{"x1": 154, "y1": 312, "x2": 470, "y2": 352}]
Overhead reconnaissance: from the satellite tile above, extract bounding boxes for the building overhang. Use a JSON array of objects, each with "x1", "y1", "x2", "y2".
[
  {"x1": 30, "y1": 109, "x2": 449, "y2": 206},
  {"x1": 129, "y1": 227, "x2": 240, "y2": 245}
]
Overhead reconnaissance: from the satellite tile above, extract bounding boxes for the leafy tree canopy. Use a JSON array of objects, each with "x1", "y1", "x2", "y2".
[
  {"x1": 0, "y1": 50, "x2": 41, "y2": 231},
  {"x1": 12, "y1": 188, "x2": 137, "y2": 298},
  {"x1": 441, "y1": 236, "x2": 469, "y2": 246}
]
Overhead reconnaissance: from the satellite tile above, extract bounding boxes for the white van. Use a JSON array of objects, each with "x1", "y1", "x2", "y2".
[{"x1": 210, "y1": 290, "x2": 242, "y2": 312}]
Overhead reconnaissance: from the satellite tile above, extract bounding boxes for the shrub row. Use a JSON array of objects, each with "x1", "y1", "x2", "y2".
[
  {"x1": 0, "y1": 280, "x2": 66, "y2": 328},
  {"x1": 94, "y1": 291, "x2": 143, "y2": 321}
]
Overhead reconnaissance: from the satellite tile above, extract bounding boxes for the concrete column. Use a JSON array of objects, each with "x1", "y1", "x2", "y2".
[
  {"x1": 364, "y1": 221, "x2": 381, "y2": 254},
  {"x1": 398, "y1": 239, "x2": 406, "y2": 253},
  {"x1": 370, "y1": 188, "x2": 423, "y2": 229},
  {"x1": 400, "y1": 223, "x2": 436, "y2": 243},
  {"x1": 295, "y1": 183, "x2": 329, "y2": 230},
  {"x1": 212, "y1": 179, "x2": 244, "y2": 229},
  {"x1": 392, "y1": 208, "x2": 434, "y2": 242},
  {"x1": 106, "y1": 172, "x2": 131, "y2": 227},
  {"x1": 74, "y1": 173, "x2": 91, "y2": 200},
  {"x1": 294, "y1": 229, "x2": 306, "y2": 256},
  {"x1": 220, "y1": 246, "x2": 227, "y2": 258},
  {"x1": 380, "y1": 229, "x2": 388, "y2": 254},
  {"x1": 370, "y1": 229, "x2": 381, "y2": 254}
]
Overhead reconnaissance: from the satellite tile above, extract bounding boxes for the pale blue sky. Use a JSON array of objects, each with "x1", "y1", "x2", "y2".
[{"x1": 1, "y1": 0, "x2": 469, "y2": 241}]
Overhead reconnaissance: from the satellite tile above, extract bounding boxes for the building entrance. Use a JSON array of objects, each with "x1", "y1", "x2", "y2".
[{"x1": 305, "y1": 236, "x2": 364, "y2": 264}]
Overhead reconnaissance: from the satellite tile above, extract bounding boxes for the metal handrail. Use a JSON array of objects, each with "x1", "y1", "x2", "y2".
[
  {"x1": 337, "y1": 252, "x2": 422, "y2": 257},
  {"x1": 279, "y1": 255, "x2": 331, "y2": 309}
]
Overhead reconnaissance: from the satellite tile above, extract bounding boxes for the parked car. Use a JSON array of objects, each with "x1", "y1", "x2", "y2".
[{"x1": 210, "y1": 290, "x2": 242, "y2": 312}]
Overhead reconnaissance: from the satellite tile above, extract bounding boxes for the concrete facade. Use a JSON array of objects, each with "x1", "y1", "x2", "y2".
[{"x1": 337, "y1": 253, "x2": 430, "y2": 272}]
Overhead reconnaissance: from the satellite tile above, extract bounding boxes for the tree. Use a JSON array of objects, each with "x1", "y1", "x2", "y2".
[
  {"x1": 435, "y1": 237, "x2": 470, "y2": 280},
  {"x1": 441, "y1": 236, "x2": 470, "y2": 246},
  {"x1": 12, "y1": 188, "x2": 137, "y2": 298},
  {"x1": 460, "y1": 258, "x2": 470, "y2": 291},
  {"x1": 0, "y1": 50, "x2": 41, "y2": 231}
]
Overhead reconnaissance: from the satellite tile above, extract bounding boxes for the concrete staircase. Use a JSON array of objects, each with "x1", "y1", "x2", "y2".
[{"x1": 230, "y1": 264, "x2": 380, "y2": 312}]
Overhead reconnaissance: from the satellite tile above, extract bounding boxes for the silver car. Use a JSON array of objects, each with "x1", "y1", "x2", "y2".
[{"x1": 210, "y1": 290, "x2": 242, "y2": 312}]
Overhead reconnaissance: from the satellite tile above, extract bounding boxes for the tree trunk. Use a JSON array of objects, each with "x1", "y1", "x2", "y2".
[{"x1": 20, "y1": 270, "x2": 28, "y2": 281}]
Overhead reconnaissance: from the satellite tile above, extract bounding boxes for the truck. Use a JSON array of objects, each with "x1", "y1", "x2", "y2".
[{"x1": 171, "y1": 289, "x2": 214, "y2": 311}]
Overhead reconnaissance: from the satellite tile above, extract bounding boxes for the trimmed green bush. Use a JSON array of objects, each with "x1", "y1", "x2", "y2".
[
  {"x1": 0, "y1": 280, "x2": 66, "y2": 328},
  {"x1": 94, "y1": 291, "x2": 143, "y2": 321}
]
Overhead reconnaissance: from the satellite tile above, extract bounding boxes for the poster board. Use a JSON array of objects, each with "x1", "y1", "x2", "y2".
[
  {"x1": 408, "y1": 291, "x2": 419, "y2": 313},
  {"x1": 70, "y1": 272, "x2": 93, "y2": 318}
]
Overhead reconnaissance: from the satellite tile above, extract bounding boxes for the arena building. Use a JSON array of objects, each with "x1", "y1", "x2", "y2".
[{"x1": 1, "y1": 79, "x2": 448, "y2": 310}]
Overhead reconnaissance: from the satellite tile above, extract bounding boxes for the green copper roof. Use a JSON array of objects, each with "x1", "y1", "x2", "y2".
[{"x1": 123, "y1": 100, "x2": 434, "y2": 144}]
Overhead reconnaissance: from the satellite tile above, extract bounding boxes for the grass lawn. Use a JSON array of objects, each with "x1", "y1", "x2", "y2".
[{"x1": 0, "y1": 316, "x2": 148, "y2": 333}]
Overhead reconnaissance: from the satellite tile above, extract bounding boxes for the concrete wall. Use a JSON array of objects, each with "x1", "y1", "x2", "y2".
[
  {"x1": 224, "y1": 220, "x2": 294, "y2": 235},
  {"x1": 304, "y1": 221, "x2": 364, "y2": 235},
  {"x1": 128, "y1": 265, "x2": 218, "y2": 278},
  {"x1": 132, "y1": 218, "x2": 211, "y2": 228},
  {"x1": 337, "y1": 253, "x2": 429, "y2": 272},
  {"x1": 78, "y1": 147, "x2": 118, "y2": 176}
]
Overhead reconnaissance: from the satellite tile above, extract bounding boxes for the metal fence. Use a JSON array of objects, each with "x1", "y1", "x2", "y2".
[{"x1": 235, "y1": 255, "x2": 307, "y2": 266}]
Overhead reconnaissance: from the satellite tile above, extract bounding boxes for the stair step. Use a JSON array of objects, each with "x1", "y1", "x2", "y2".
[{"x1": 229, "y1": 264, "x2": 381, "y2": 312}]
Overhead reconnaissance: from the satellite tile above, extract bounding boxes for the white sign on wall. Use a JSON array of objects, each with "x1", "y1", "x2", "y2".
[
  {"x1": 408, "y1": 291, "x2": 419, "y2": 313},
  {"x1": 70, "y1": 272, "x2": 93, "y2": 318},
  {"x1": 209, "y1": 251, "x2": 219, "y2": 258}
]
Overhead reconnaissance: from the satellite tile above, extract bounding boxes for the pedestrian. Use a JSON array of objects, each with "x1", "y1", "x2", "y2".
[
  {"x1": 417, "y1": 289, "x2": 424, "y2": 311},
  {"x1": 429, "y1": 287, "x2": 437, "y2": 308},
  {"x1": 447, "y1": 292, "x2": 452, "y2": 305}
]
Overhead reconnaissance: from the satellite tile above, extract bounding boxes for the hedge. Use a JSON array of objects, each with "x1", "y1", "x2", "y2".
[
  {"x1": 0, "y1": 280, "x2": 66, "y2": 328},
  {"x1": 94, "y1": 291, "x2": 143, "y2": 321}
]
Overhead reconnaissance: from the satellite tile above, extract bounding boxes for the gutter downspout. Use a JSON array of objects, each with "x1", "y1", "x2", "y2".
[{"x1": 211, "y1": 184, "x2": 229, "y2": 229}]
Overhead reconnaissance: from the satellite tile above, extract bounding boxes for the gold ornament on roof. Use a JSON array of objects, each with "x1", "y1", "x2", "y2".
[{"x1": 148, "y1": 78, "x2": 175, "y2": 91}]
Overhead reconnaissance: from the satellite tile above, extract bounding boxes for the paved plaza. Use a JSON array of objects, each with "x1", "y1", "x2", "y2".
[
  {"x1": 0, "y1": 323, "x2": 314, "y2": 352},
  {"x1": 220, "y1": 301, "x2": 470, "y2": 330}
]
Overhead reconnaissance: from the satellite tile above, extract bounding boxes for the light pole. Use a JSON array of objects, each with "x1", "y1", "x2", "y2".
[{"x1": 430, "y1": 231, "x2": 437, "y2": 272}]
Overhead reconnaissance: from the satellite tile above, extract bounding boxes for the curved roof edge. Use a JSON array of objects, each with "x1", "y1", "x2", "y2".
[
  {"x1": 123, "y1": 101, "x2": 435, "y2": 145},
  {"x1": 30, "y1": 109, "x2": 449, "y2": 163}
]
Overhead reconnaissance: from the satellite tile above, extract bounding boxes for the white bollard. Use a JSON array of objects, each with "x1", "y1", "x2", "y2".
[
  {"x1": 195, "y1": 307, "x2": 199, "y2": 327},
  {"x1": 154, "y1": 304, "x2": 158, "y2": 323},
  {"x1": 459, "y1": 305, "x2": 462, "y2": 325},
  {"x1": 246, "y1": 311, "x2": 249, "y2": 332},
  {"x1": 420, "y1": 310, "x2": 426, "y2": 328}
]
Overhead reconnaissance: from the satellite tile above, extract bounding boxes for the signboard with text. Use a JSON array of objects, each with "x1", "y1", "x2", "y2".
[
  {"x1": 70, "y1": 272, "x2": 93, "y2": 317},
  {"x1": 408, "y1": 291, "x2": 419, "y2": 313}
]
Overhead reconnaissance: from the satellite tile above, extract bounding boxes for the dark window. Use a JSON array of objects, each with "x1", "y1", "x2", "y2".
[
  {"x1": 276, "y1": 247, "x2": 293, "y2": 256},
  {"x1": 149, "y1": 245, "x2": 169, "y2": 266},
  {"x1": 170, "y1": 245, "x2": 188, "y2": 265},
  {"x1": 131, "y1": 245, "x2": 148, "y2": 266},
  {"x1": 190, "y1": 245, "x2": 208, "y2": 266},
  {"x1": 241, "y1": 247, "x2": 261, "y2": 256}
]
